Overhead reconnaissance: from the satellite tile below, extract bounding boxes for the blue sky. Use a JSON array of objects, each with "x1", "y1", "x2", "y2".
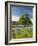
[{"x1": 11, "y1": 5, "x2": 33, "y2": 19}]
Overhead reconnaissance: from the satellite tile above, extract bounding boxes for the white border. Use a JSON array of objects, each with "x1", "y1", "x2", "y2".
[{"x1": 8, "y1": 2, "x2": 36, "y2": 43}]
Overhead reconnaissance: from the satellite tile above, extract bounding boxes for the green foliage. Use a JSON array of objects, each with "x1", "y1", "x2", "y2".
[
  {"x1": 18, "y1": 14, "x2": 32, "y2": 25},
  {"x1": 10, "y1": 27, "x2": 33, "y2": 39},
  {"x1": 16, "y1": 27, "x2": 33, "y2": 38}
]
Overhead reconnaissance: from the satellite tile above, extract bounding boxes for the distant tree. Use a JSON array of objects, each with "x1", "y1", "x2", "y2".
[{"x1": 18, "y1": 14, "x2": 32, "y2": 25}]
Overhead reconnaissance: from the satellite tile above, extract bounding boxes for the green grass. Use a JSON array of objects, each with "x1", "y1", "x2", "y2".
[{"x1": 10, "y1": 27, "x2": 33, "y2": 39}]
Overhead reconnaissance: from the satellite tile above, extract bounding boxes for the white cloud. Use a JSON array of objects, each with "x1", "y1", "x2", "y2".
[{"x1": 12, "y1": 16, "x2": 20, "y2": 21}]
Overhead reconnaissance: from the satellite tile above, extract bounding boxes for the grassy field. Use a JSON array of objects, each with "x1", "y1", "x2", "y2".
[{"x1": 10, "y1": 26, "x2": 33, "y2": 39}]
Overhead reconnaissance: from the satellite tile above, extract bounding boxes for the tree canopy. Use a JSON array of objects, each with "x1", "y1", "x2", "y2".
[{"x1": 18, "y1": 14, "x2": 32, "y2": 25}]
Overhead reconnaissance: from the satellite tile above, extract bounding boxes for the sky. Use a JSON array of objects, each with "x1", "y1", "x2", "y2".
[{"x1": 11, "y1": 5, "x2": 33, "y2": 21}]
